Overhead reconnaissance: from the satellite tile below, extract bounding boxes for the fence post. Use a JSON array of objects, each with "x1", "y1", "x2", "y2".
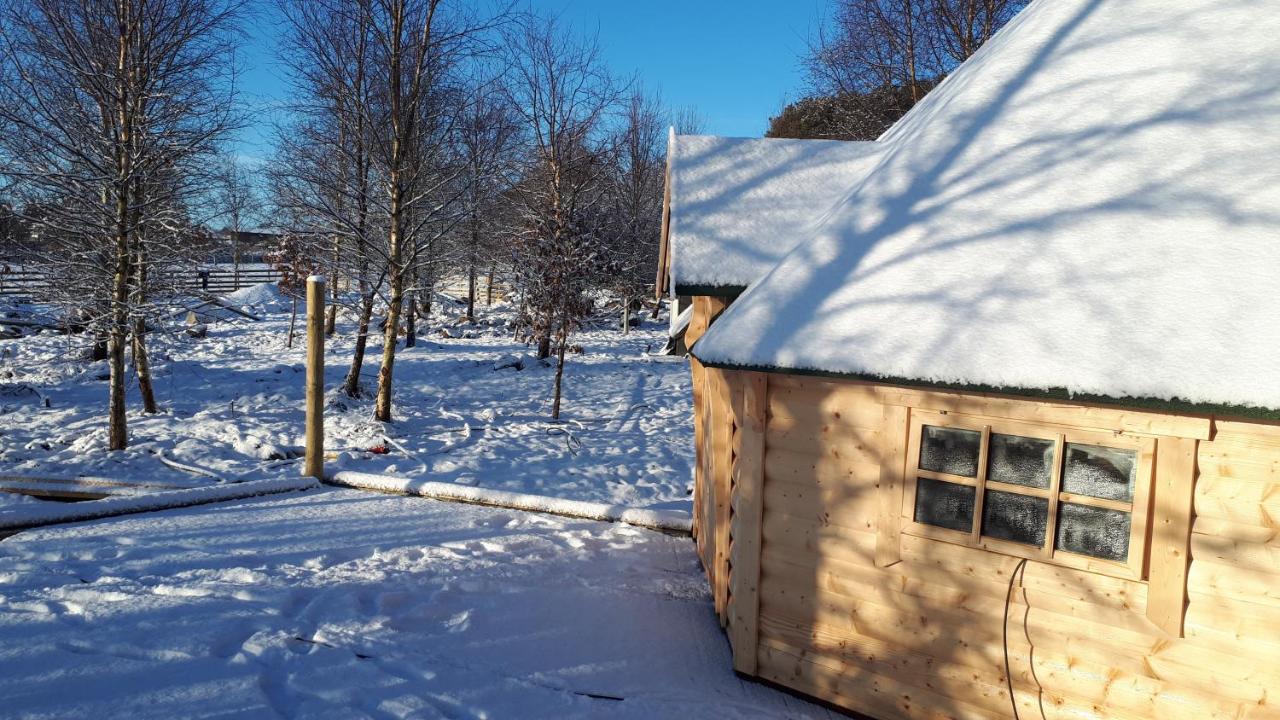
[{"x1": 304, "y1": 276, "x2": 325, "y2": 480}]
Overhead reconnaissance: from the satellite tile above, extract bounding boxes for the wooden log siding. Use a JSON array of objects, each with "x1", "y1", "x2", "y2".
[
  {"x1": 696, "y1": 371, "x2": 1280, "y2": 720},
  {"x1": 685, "y1": 295, "x2": 733, "y2": 597}
]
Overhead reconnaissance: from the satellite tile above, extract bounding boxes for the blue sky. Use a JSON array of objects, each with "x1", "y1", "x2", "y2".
[
  {"x1": 233, "y1": 0, "x2": 827, "y2": 162},
  {"x1": 524, "y1": 0, "x2": 827, "y2": 133}
]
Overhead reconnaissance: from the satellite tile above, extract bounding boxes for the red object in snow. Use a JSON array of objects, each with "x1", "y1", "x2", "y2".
[{"x1": 368, "y1": 445, "x2": 389, "y2": 455}]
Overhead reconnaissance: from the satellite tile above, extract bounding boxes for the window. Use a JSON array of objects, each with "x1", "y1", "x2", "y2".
[{"x1": 902, "y1": 411, "x2": 1154, "y2": 579}]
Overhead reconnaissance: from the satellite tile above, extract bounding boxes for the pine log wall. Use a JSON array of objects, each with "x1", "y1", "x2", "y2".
[
  {"x1": 684, "y1": 295, "x2": 735, "y2": 621},
  {"x1": 681, "y1": 369, "x2": 1280, "y2": 720}
]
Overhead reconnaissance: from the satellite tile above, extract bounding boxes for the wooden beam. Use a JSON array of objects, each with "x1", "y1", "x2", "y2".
[
  {"x1": 875, "y1": 404, "x2": 910, "y2": 567},
  {"x1": 1147, "y1": 435, "x2": 1198, "y2": 636},
  {"x1": 875, "y1": 385, "x2": 1211, "y2": 440},
  {"x1": 729, "y1": 371, "x2": 768, "y2": 674},
  {"x1": 654, "y1": 128, "x2": 675, "y2": 299}
]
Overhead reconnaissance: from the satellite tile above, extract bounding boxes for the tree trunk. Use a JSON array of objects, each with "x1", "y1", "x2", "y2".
[
  {"x1": 420, "y1": 279, "x2": 432, "y2": 318},
  {"x1": 343, "y1": 290, "x2": 374, "y2": 397},
  {"x1": 404, "y1": 282, "x2": 416, "y2": 348},
  {"x1": 132, "y1": 317, "x2": 157, "y2": 414},
  {"x1": 374, "y1": 268, "x2": 402, "y2": 421},
  {"x1": 374, "y1": 201, "x2": 404, "y2": 422},
  {"x1": 325, "y1": 254, "x2": 338, "y2": 337},
  {"x1": 287, "y1": 296, "x2": 298, "y2": 348},
  {"x1": 486, "y1": 264, "x2": 495, "y2": 306},
  {"x1": 537, "y1": 335, "x2": 551, "y2": 360},
  {"x1": 232, "y1": 235, "x2": 241, "y2": 289},
  {"x1": 107, "y1": 237, "x2": 130, "y2": 451},
  {"x1": 325, "y1": 288, "x2": 337, "y2": 336},
  {"x1": 466, "y1": 264, "x2": 476, "y2": 322},
  {"x1": 622, "y1": 294, "x2": 630, "y2": 335},
  {"x1": 551, "y1": 333, "x2": 567, "y2": 420},
  {"x1": 129, "y1": 195, "x2": 155, "y2": 415}
]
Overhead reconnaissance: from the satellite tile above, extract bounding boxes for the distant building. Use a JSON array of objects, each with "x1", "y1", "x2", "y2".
[{"x1": 218, "y1": 229, "x2": 282, "y2": 265}]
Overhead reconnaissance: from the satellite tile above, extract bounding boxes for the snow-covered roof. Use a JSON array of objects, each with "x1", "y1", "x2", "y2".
[
  {"x1": 662, "y1": 133, "x2": 885, "y2": 294},
  {"x1": 694, "y1": 0, "x2": 1280, "y2": 412}
]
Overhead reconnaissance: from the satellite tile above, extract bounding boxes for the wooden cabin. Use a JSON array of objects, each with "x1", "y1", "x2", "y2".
[
  {"x1": 671, "y1": 0, "x2": 1280, "y2": 717},
  {"x1": 655, "y1": 132, "x2": 884, "y2": 605}
]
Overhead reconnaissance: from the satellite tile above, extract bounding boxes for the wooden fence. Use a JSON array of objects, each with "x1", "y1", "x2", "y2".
[
  {"x1": 0, "y1": 265, "x2": 510, "y2": 303},
  {"x1": 0, "y1": 267, "x2": 282, "y2": 297}
]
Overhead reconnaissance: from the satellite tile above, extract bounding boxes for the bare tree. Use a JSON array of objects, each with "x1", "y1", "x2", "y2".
[
  {"x1": 605, "y1": 87, "x2": 665, "y2": 334},
  {"x1": 0, "y1": 0, "x2": 241, "y2": 450},
  {"x1": 671, "y1": 105, "x2": 706, "y2": 136},
  {"x1": 795, "y1": 0, "x2": 1025, "y2": 140},
  {"x1": 808, "y1": 1, "x2": 931, "y2": 101},
  {"x1": 366, "y1": 0, "x2": 502, "y2": 422},
  {"x1": 212, "y1": 153, "x2": 261, "y2": 286},
  {"x1": 453, "y1": 79, "x2": 518, "y2": 323},
  {"x1": 504, "y1": 14, "x2": 619, "y2": 419},
  {"x1": 928, "y1": 0, "x2": 1026, "y2": 66},
  {"x1": 274, "y1": 0, "x2": 381, "y2": 398}
]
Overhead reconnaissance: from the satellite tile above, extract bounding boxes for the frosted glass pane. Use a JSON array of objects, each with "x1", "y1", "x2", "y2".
[
  {"x1": 914, "y1": 478, "x2": 975, "y2": 532},
  {"x1": 981, "y1": 490, "x2": 1049, "y2": 546},
  {"x1": 1056, "y1": 503, "x2": 1130, "y2": 562},
  {"x1": 987, "y1": 434, "x2": 1054, "y2": 488},
  {"x1": 1061, "y1": 443, "x2": 1136, "y2": 502},
  {"x1": 919, "y1": 425, "x2": 980, "y2": 477}
]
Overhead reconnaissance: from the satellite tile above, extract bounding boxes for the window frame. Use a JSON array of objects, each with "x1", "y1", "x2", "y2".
[{"x1": 900, "y1": 410, "x2": 1155, "y2": 581}]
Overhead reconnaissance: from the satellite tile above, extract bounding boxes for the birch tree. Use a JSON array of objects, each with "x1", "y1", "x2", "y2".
[
  {"x1": 504, "y1": 15, "x2": 619, "y2": 419},
  {"x1": 605, "y1": 87, "x2": 665, "y2": 334},
  {"x1": 366, "y1": 0, "x2": 500, "y2": 422},
  {"x1": 0, "y1": 0, "x2": 240, "y2": 450},
  {"x1": 212, "y1": 153, "x2": 261, "y2": 286},
  {"x1": 453, "y1": 81, "x2": 517, "y2": 323},
  {"x1": 274, "y1": 0, "x2": 381, "y2": 398}
]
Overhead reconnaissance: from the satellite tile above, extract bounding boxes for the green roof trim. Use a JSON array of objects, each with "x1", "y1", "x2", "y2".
[
  {"x1": 689, "y1": 350, "x2": 1280, "y2": 423},
  {"x1": 672, "y1": 283, "x2": 746, "y2": 298}
]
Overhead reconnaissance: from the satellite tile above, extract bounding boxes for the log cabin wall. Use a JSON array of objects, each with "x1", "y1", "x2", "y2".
[
  {"x1": 684, "y1": 295, "x2": 736, "y2": 620},
  {"x1": 719, "y1": 370, "x2": 1280, "y2": 720}
]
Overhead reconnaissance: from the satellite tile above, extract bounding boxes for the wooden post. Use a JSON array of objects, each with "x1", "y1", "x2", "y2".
[
  {"x1": 304, "y1": 276, "x2": 325, "y2": 480},
  {"x1": 875, "y1": 403, "x2": 910, "y2": 567},
  {"x1": 1147, "y1": 435, "x2": 1198, "y2": 636}
]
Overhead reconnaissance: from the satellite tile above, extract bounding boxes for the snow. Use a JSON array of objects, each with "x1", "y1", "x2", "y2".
[
  {"x1": 0, "y1": 477, "x2": 318, "y2": 531},
  {"x1": 665, "y1": 132, "x2": 884, "y2": 293},
  {"x1": 693, "y1": 0, "x2": 1280, "y2": 411},
  {"x1": 0, "y1": 489, "x2": 837, "y2": 718},
  {"x1": 222, "y1": 281, "x2": 291, "y2": 312},
  {"x1": 0, "y1": 294, "x2": 694, "y2": 524},
  {"x1": 329, "y1": 471, "x2": 692, "y2": 533}
]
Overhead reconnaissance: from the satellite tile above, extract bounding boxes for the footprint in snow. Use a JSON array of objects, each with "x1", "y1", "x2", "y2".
[{"x1": 472, "y1": 513, "x2": 518, "y2": 529}]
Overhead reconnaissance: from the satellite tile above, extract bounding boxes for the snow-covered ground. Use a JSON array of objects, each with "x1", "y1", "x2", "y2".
[
  {"x1": 0, "y1": 289, "x2": 835, "y2": 717},
  {"x1": 0, "y1": 287, "x2": 695, "y2": 520},
  {"x1": 0, "y1": 488, "x2": 837, "y2": 718}
]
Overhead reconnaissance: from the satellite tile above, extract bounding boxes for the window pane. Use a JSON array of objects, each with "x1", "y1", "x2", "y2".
[
  {"x1": 1061, "y1": 443, "x2": 1137, "y2": 502},
  {"x1": 981, "y1": 490, "x2": 1049, "y2": 546},
  {"x1": 919, "y1": 425, "x2": 981, "y2": 477},
  {"x1": 1055, "y1": 503, "x2": 1130, "y2": 562},
  {"x1": 987, "y1": 434, "x2": 1054, "y2": 488},
  {"x1": 914, "y1": 478, "x2": 975, "y2": 532}
]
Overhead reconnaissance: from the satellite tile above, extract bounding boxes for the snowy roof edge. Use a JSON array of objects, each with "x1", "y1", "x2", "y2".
[{"x1": 687, "y1": 349, "x2": 1280, "y2": 421}]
